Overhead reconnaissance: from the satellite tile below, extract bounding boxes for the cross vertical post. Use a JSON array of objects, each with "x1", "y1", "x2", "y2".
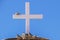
[{"x1": 25, "y1": 2, "x2": 30, "y2": 34}]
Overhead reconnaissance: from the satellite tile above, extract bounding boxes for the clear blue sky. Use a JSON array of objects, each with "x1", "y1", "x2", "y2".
[{"x1": 0, "y1": 0, "x2": 60, "y2": 40}]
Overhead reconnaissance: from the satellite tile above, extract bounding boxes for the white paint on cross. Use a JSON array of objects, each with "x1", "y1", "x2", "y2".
[{"x1": 13, "y1": 2, "x2": 43, "y2": 34}]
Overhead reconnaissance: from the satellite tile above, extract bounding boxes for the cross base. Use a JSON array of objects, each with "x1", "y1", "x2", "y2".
[{"x1": 5, "y1": 33, "x2": 48, "y2": 40}]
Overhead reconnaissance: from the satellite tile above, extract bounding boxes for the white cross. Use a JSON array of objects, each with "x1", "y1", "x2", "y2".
[{"x1": 13, "y1": 2, "x2": 43, "y2": 34}]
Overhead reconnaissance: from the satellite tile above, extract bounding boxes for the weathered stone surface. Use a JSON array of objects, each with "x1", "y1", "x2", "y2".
[{"x1": 5, "y1": 33, "x2": 48, "y2": 40}]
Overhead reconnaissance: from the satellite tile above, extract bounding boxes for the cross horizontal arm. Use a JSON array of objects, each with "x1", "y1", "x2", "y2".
[
  {"x1": 13, "y1": 14, "x2": 26, "y2": 19},
  {"x1": 13, "y1": 14, "x2": 43, "y2": 19},
  {"x1": 29, "y1": 14, "x2": 43, "y2": 19}
]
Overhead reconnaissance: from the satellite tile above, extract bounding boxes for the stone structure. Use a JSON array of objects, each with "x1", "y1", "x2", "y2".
[{"x1": 5, "y1": 33, "x2": 48, "y2": 40}]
